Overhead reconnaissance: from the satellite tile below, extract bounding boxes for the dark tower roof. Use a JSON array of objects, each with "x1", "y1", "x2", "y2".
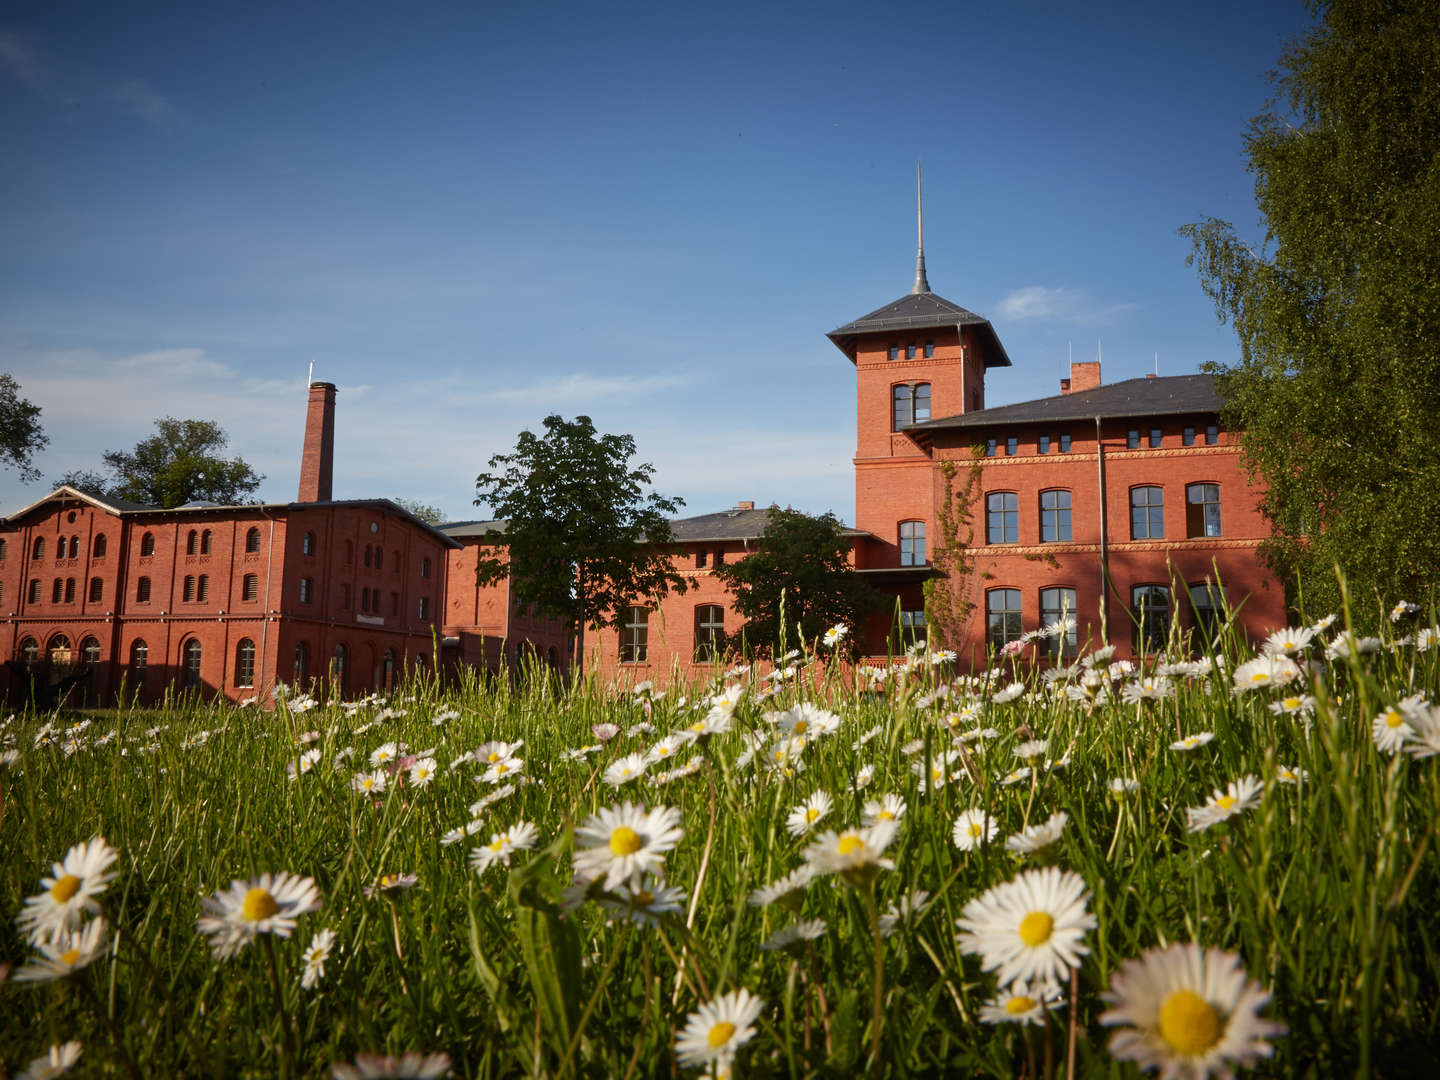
[{"x1": 826, "y1": 291, "x2": 1013, "y2": 367}]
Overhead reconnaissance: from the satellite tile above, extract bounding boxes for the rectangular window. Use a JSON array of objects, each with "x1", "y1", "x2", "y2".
[
  {"x1": 621, "y1": 606, "x2": 649, "y2": 663},
  {"x1": 1133, "y1": 585, "x2": 1171, "y2": 652},
  {"x1": 986, "y1": 589, "x2": 1023, "y2": 649},
  {"x1": 1059, "y1": 433, "x2": 1071, "y2": 453},
  {"x1": 1130, "y1": 487, "x2": 1165, "y2": 539},
  {"x1": 1006, "y1": 436, "x2": 1017, "y2": 456},
  {"x1": 299, "y1": 578, "x2": 313, "y2": 604},
  {"x1": 1206, "y1": 424, "x2": 1219, "y2": 445},
  {"x1": 391, "y1": 592, "x2": 399, "y2": 615},
  {"x1": 899, "y1": 609, "x2": 926, "y2": 647},
  {"x1": 183, "y1": 576, "x2": 195, "y2": 602},
  {"x1": 985, "y1": 438, "x2": 996, "y2": 457},
  {"x1": 715, "y1": 547, "x2": 725, "y2": 566},
  {"x1": 1183, "y1": 426, "x2": 1195, "y2": 446},
  {"x1": 1037, "y1": 435, "x2": 1050, "y2": 454},
  {"x1": 905, "y1": 344, "x2": 916, "y2": 359},
  {"x1": 89, "y1": 578, "x2": 103, "y2": 603},
  {"x1": 694, "y1": 605, "x2": 725, "y2": 661},
  {"x1": 888, "y1": 345, "x2": 899, "y2": 361},
  {"x1": 1040, "y1": 587, "x2": 1078, "y2": 659},
  {"x1": 987, "y1": 492, "x2": 1019, "y2": 544},
  {"x1": 696, "y1": 550, "x2": 708, "y2": 569},
  {"x1": 64, "y1": 578, "x2": 75, "y2": 603},
  {"x1": 418, "y1": 596, "x2": 429, "y2": 619},
  {"x1": 137, "y1": 577, "x2": 151, "y2": 603},
  {"x1": 1039, "y1": 490, "x2": 1073, "y2": 542},
  {"x1": 28, "y1": 579, "x2": 40, "y2": 604},
  {"x1": 197, "y1": 576, "x2": 209, "y2": 603},
  {"x1": 1186, "y1": 484, "x2": 1222, "y2": 538},
  {"x1": 899, "y1": 521, "x2": 926, "y2": 566},
  {"x1": 923, "y1": 341, "x2": 934, "y2": 358},
  {"x1": 341, "y1": 584, "x2": 350, "y2": 609},
  {"x1": 1127, "y1": 429, "x2": 1140, "y2": 449},
  {"x1": 1149, "y1": 428, "x2": 1162, "y2": 448}
]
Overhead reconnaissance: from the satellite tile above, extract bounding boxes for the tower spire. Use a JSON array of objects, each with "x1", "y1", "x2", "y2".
[{"x1": 911, "y1": 161, "x2": 930, "y2": 295}]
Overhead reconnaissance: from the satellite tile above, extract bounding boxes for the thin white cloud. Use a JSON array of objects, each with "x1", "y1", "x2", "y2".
[{"x1": 999, "y1": 285, "x2": 1138, "y2": 326}]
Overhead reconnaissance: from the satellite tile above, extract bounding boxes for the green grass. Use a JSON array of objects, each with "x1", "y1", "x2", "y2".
[{"x1": 3, "y1": 611, "x2": 1439, "y2": 1078}]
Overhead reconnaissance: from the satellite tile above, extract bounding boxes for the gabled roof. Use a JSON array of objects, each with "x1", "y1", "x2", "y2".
[
  {"x1": 668, "y1": 506, "x2": 868, "y2": 544},
  {"x1": 438, "y1": 518, "x2": 508, "y2": 540},
  {"x1": 904, "y1": 374, "x2": 1222, "y2": 443},
  {"x1": 827, "y1": 291, "x2": 1013, "y2": 367},
  {"x1": 1, "y1": 488, "x2": 461, "y2": 547}
]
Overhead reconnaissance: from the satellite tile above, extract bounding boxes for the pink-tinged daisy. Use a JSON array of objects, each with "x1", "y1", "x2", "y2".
[
  {"x1": 17, "y1": 837, "x2": 120, "y2": 944},
  {"x1": 1100, "y1": 942, "x2": 1285, "y2": 1078},
  {"x1": 572, "y1": 802, "x2": 683, "y2": 889},
  {"x1": 957, "y1": 867, "x2": 1097, "y2": 987},
  {"x1": 197, "y1": 871, "x2": 323, "y2": 959}
]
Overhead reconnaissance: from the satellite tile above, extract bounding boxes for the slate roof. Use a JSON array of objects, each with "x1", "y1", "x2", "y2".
[
  {"x1": 437, "y1": 519, "x2": 508, "y2": 539},
  {"x1": 904, "y1": 374, "x2": 1222, "y2": 440},
  {"x1": 439, "y1": 509, "x2": 869, "y2": 545},
  {"x1": 827, "y1": 291, "x2": 1013, "y2": 367}
]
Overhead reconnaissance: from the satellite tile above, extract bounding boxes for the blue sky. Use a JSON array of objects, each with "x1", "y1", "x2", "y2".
[{"x1": 0, "y1": 1, "x2": 1312, "y2": 523}]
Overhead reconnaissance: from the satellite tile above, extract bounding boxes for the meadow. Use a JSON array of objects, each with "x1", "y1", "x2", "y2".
[{"x1": 3, "y1": 605, "x2": 1439, "y2": 1079}]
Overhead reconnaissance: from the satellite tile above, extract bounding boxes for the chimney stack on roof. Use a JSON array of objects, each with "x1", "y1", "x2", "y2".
[
  {"x1": 737, "y1": 500, "x2": 755, "y2": 511},
  {"x1": 298, "y1": 381, "x2": 337, "y2": 503},
  {"x1": 1060, "y1": 361, "x2": 1101, "y2": 395}
]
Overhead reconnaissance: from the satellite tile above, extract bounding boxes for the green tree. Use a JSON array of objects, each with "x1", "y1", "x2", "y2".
[
  {"x1": 392, "y1": 497, "x2": 447, "y2": 526},
  {"x1": 1182, "y1": 0, "x2": 1440, "y2": 623},
  {"x1": 0, "y1": 374, "x2": 49, "y2": 483},
  {"x1": 75, "y1": 418, "x2": 263, "y2": 508},
  {"x1": 473, "y1": 414, "x2": 688, "y2": 674},
  {"x1": 713, "y1": 507, "x2": 878, "y2": 659}
]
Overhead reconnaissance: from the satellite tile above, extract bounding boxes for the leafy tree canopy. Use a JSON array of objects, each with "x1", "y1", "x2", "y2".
[
  {"x1": 714, "y1": 507, "x2": 878, "y2": 658},
  {"x1": 1182, "y1": 0, "x2": 1440, "y2": 622},
  {"x1": 65, "y1": 418, "x2": 263, "y2": 509},
  {"x1": 473, "y1": 415, "x2": 688, "y2": 670},
  {"x1": 0, "y1": 374, "x2": 49, "y2": 483},
  {"x1": 392, "y1": 498, "x2": 447, "y2": 526}
]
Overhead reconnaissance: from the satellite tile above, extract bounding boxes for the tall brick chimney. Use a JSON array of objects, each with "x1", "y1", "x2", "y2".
[
  {"x1": 298, "y1": 381, "x2": 336, "y2": 502},
  {"x1": 1060, "y1": 361, "x2": 1101, "y2": 395}
]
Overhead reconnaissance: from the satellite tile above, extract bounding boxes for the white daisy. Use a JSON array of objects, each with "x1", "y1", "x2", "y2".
[
  {"x1": 369, "y1": 742, "x2": 401, "y2": 768},
  {"x1": 854, "y1": 763, "x2": 876, "y2": 789},
  {"x1": 572, "y1": 803, "x2": 683, "y2": 889},
  {"x1": 992, "y1": 682, "x2": 1027, "y2": 705},
  {"x1": 13, "y1": 918, "x2": 110, "y2": 982},
  {"x1": 1170, "y1": 733, "x2": 1215, "y2": 752},
  {"x1": 952, "y1": 808, "x2": 999, "y2": 851},
  {"x1": 604, "y1": 752, "x2": 648, "y2": 787},
  {"x1": 1000, "y1": 766, "x2": 1033, "y2": 786},
  {"x1": 287, "y1": 748, "x2": 322, "y2": 780},
  {"x1": 331, "y1": 1051, "x2": 452, "y2": 1078},
  {"x1": 17, "y1": 836, "x2": 120, "y2": 944},
  {"x1": 1261, "y1": 626, "x2": 1314, "y2": 657},
  {"x1": 1005, "y1": 811, "x2": 1069, "y2": 855},
  {"x1": 1186, "y1": 776, "x2": 1264, "y2": 833},
  {"x1": 352, "y1": 769, "x2": 388, "y2": 796},
  {"x1": 1372, "y1": 705, "x2": 1413, "y2": 754},
  {"x1": 771, "y1": 702, "x2": 841, "y2": 743},
  {"x1": 408, "y1": 758, "x2": 438, "y2": 787},
  {"x1": 1401, "y1": 704, "x2": 1440, "y2": 760},
  {"x1": 1231, "y1": 654, "x2": 1301, "y2": 692},
  {"x1": 879, "y1": 890, "x2": 931, "y2": 937},
  {"x1": 802, "y1": 821, "x2": 898, "y2": 882},
  {"x1": 674, "y1": 988, "x2": 765, "y2": 1069},
  {"x1": 785, "y1": 791, "x2": 834, "y2": 837},
  {"x1": 196, "y1": 871, "x2": 323, "y2": 959},
  {"x1": 863, "y1": 793, "x2": 907, "y2": 826},
  {"x1": 761, "y1": 918, "x2": 828, "y2": 951},
  {"x1": 1013, "y1": 739, "x2": 1049, "y2": 762},
  {"x1": 363, "y1": 873, "x2": 419, "y2": 899},
  {"x1": 957, "y1": 867, "x2": 1097, "y2": 987},
  {"x1": 468, "y1": 821, "x2": 540, "y2": 875},
  {"x1": 480, "y1": 756, "x2": 524, "y2": 784},
  {"x1": 1100, "y1": 942, "x2": 1286, "y2": 1078},
  {"x1": 599, "y1": 873, "x2": 687, "y2": 927},
  {"x1": 978, "y1": 979, "x2": 1065, "y2": 1026},
  {"x1": 300, "y1": 927, "x2": 337, "y2": 989},
  {"x1": 1274, "y1": 765, "x2": 1309, "y2": 785},
  {"x1": 748, "y1": 865, "x2": 817, "y2": 909},
  {"x1": 16, "y1": 1042, "x2": 83, "y2": 1080}
]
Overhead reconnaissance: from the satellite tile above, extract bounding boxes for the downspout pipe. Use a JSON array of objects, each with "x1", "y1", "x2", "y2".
[{"x1": 1095, "y1": 415, "x2": 1110, "y2": 643}]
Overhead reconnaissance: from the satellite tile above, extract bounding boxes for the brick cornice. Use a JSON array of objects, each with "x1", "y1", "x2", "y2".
[{"x1": 971, "y1": 537, "x2": 1264, "y2": 557}]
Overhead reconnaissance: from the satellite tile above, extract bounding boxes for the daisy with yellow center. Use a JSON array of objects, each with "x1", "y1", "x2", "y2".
[
  {"x1": 196, "y1": 871, "x2": 323, "y2": 959},
  {"x1": 1100, "y1": 942, "x2": 1286, "y2": 1077},
  {"x1": 785, "y1": 790, "x2": 834, "y2": 837},
  {"x1": 801, "y1": 820, "x2": 898, "y2": 883},
  {"x1": 352, "y1": 769, "x2": 388, "y2": 795},
  {"x1": 1186, "y1": 776, "x2": 1264, "y2": 833},
  {"x1": 13, "y1": 918, "x2": 110, "y2": 983},
  {"x1": 977, "y1": 979, "x2": 1065, "y2": 1026},
  {"x1": 468, "y1": 820, "x2": 539, "y2": 875},
  {"x1": 604, "y1": 752, "x2": 648, "y2": 787},
  {"x1": 952, "y1": 808, "x2": 998, "y2": 852},
  {"x1": 599, "y1": 872, "x2": 687, "y2": 927},
  {"x1": 863, "y1": 793, "x2": 907, "y2": 827},
  {"x1": 1372, "y1": 706, "x2": 1414, "y2": 754},
  {"x1": 957, "y1": 867, "x2": 1097, "y2": 987},
  {"x1": 408, "y1": 757, "x2": 438, "y2": 787},
  {"x1": 572, "y1": 802, "x2": 683, "y2": 889},
  {"x1": 300, "y1": 927, "x2": 337, "y2": 990},
  {"x1": 17, "y1": 836, "x2": 119, "y2": 945},
  {"x1": 674, "y1": 988, "x2": 765, "y2": 1069}
]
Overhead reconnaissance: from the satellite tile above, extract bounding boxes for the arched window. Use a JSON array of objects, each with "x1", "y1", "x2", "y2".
[
  {"x1": 64, "y1": 578, "x2": 75, "y2": 603},
  {"x1": 140, "y1": 532, "x2": 155, "y2": 556},
  {"x1": 130, "y1": 638, "x2": 148, "y2": 673},
  {"x1": 88, "y1": 577, "x2": 103, "y2": 603},
  {"x1": 1130, "y1": 487, "x2": 1165, "y2": 540},
  {"x1": 1039, "y1": 490, "x2": 1073, "y2": 543},
  {"x1": 360, "y1": 587, "x2": 370, "y2": 613},
  {"x1": 48, "y1": 635, "x2": 72, "y2": 664},
  {"x1": 302, "y1": 531, "x2": 315, "y2": 556},
  {"x1": 299, "y1": 578, "x2": 313, "y2": 604},
  {"x1": 200, "y1": 529, "x2": 212, "y2": 555},
  {"x1": 52, "y1": 578, "x2": 63, "y2": 603},
  {"x1": 136, "y1": 576, "x2": 151, "y2": 603},
  {"x1": 331, "y1": 643, "x2": 348, "y2": 690},
  {"x1": 892, "y1": 382, "x2": 932, "y2": 430},
  {"x1": 183, "y1": 575, "x2": 196, "y2": 602},
  {"x1": 182, "y1": 639, "x2": 203, "y2": 689},
  {"x1": 243, "y1": 574, "x2": 259, "y2": 602},
  {"x1": 620, "y1": 607, "x2": 649, "y2": 664},
  {"x1": 363, "y1": 544, "x2": 372, "y2": 568},
  {"x1": 27, "y1": 579, "x2": 40, "y2": 604},
  {"x1": 1185, "y1": 483, "x2": 1222, "y2": 538},
  {"x1": 81, "y1": 637, "x2": 101, "y2": 665},
  {"x1": 382, "y1": 648, "x2": 396, "y2": 691},
  {"x1": 986, "y1": 589, "x2": 1023, "y2": 650},
  {"x1": 418, "y1": 596, "x2": 430, "y2": 619},
  {"x1": 235, "y1": 639, "x2": 256, "y2": 688},
  {"x1": 986, "y1": 492, "x2": 1019, "y2": 544},
  {"x1": 694, "y1": 604, "x2": 725, "y2": 661},
  {"x1": 186, "y1": 530, "x2": 198, "y2": 555},
  {"x1": 69, "y1": 536, "x2": 80, "y2": 558},
  {"x1": 245, "y1": 527, "x2": 262, "y2": 553},
  {"x1": 899, "y1": 521, "x2": 926, "y2": 566},
  {"x1": 92, "y1": 534, "x2": 107, "y2": 558},
  {"x1": 1188, "y1": 581, "x2": 1226, "y2": 646},
  {"x1": 32, "y1": 537, "x2": 45, "y2": 560},
  {"x1": 1040, "y1": 587, "x2": 1078, "y2": 660},
  {"x1": 344, "y1": 540, "x2": 354, "y2": 564},
  {"x1": 0, "y1": 537, "x2": 7, "y2": 560},
  {"x1": 420, "y1": 556, "x2": 431, "y2": 580},
  {"x1": 293, "y1": 641, "x2": 309, "y2": 682},
  {"x1": 1132, "y1": 585, "x2": 1171, "y2": 653},
  {"x1": 197, "y1": 575, "x2": 209, "y2": 603},
  {"x1": 20, "y1": 637, "x2": 39, "y2": 669}
]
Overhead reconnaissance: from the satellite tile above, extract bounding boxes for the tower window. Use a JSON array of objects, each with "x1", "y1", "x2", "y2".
[
  {"x1": 245, "y1": 527, "x2": 262, "y2": 553},
  {"x1": 892, "y1": 383, "x2": 931, "y2": 430},
  {"x1": 899, "y1": 521, "x2": 926, "y2": 566},
  {"x1": 140, "y1": 532, "x2": 155, "y2": 556},
  {"x1": 137, "y1": 576, "x2": 151, "y2": 603}
]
